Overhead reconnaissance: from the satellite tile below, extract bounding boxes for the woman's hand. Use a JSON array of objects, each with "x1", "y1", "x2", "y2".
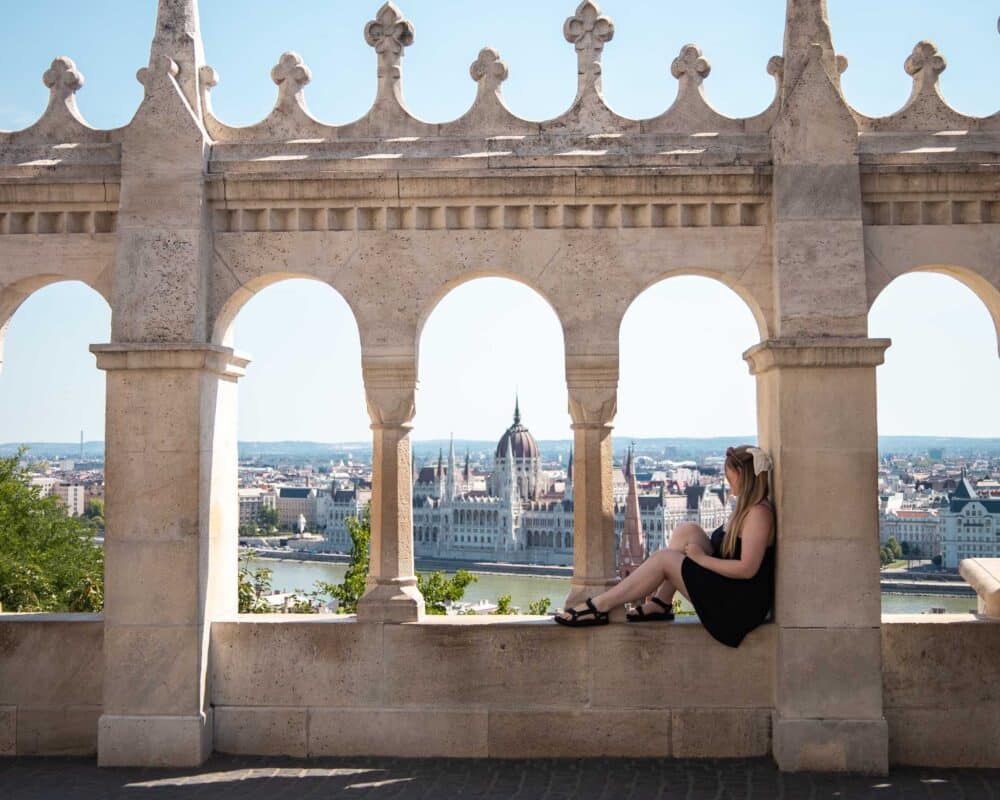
[{"x1": 683, "y1": 543, "x2": 706, "y2": 565}]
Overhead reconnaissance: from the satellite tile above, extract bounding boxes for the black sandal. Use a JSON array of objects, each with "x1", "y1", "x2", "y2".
[
  {"x1": 553, "y1": 597, "x2": 609, "y2": 627},
  {"x1": 626, "y1": 596, "x2": 675, "y2": 623}
]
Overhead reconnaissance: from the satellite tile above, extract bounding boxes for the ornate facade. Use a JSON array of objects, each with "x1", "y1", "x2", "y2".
[{"x1": 409, "y1": 402, "x2": 728, "y2": 566}]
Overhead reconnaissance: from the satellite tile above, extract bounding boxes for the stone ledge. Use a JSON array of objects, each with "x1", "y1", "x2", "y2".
[
  {"x1": 959, "y1": 558, "x2": 1000, "y2": 618},
  {"x1": 91, "y1": 343, "x2": 250, "y2": 379},
  {"x1": 744, "y1": 338, "x2": 892, "y2": 374}
]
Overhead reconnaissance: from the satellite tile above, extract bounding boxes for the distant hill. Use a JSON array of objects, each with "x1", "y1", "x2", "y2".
[{"x1": 5, "y1": 435, "x2": 998, "y2": 462}]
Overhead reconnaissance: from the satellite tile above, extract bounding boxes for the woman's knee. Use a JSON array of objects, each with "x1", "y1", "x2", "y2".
[{"x1": 668, "y1": 523, "x2": 700, "y2": 550}]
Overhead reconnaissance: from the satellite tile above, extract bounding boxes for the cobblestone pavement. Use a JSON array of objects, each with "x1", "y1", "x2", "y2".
[{"x1": 2, "y1": 756, "x2": 1000, "y2": 800}]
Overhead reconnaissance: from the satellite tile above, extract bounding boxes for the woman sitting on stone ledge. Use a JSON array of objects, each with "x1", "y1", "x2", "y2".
[{"x1": 554, "y1": 445, "x2": 775, "y2": 647}]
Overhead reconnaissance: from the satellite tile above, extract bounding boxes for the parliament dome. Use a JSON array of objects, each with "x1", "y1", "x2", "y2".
[{"x1": 495, "y1": 398, "x2": 540, "y2": 460}]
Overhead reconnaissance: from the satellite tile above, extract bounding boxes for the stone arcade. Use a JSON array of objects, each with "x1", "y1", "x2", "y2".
[{"x1": 1, "y1": 0, "x2": 1000, "y2": 775}]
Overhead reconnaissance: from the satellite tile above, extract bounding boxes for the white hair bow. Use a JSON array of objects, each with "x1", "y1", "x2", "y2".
[{"x1": 746, "y1": 446, "x2": 773, "y2": 476}]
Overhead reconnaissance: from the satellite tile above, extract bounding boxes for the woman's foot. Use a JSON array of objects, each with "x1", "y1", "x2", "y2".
[
  {"x1": 553, "y1": 596, "x2": 610, "y2": 626},
  {"x1": 626, "y1": 596, "x2": 675, "y2": 622}
]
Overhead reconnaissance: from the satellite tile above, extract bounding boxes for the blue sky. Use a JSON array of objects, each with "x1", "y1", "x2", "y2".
[{"x1": 0, "y1": 2, "x2": 998, "y2": 443}]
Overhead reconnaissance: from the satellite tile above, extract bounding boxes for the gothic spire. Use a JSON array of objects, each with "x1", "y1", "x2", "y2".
[
  {"x1": 513, "y1": 394, "x2": 521, "y2": 426},
  {"x1": 148, "y1": 0, "x2": 207, "y2": 115}
]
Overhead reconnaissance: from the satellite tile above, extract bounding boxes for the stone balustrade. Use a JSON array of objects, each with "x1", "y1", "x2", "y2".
[
  {"x1": 1, "y1": 0, "x2": 999, "y2": 774},
  {"x1": 960, "y1": 558, "x2": 1000, "y2": 618}
]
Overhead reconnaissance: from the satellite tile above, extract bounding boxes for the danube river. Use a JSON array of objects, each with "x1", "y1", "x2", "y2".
[{"x1": 252, "y1": 558, "x2": 977, "y2": 615}]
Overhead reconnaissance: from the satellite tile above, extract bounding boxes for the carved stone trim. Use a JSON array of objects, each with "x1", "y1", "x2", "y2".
[
  {"x1": 90, "y1": 343, "x2": 250, "y2": 379},
  {"x1": 743, "y1": 338, "x2": 891, "y2": 375},
  {"x1": 211, "y1": 200, "x2": 768, "y2": 233},
  {"x1": 0, "y1": 210, "x2": 117, "y2": 235}
]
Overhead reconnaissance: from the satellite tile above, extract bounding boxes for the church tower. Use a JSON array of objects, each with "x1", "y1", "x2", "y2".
[
  {"x1": 446, "y1": 435, "x2": 458, "y2": 501},
  {"x1": 619, "y1": 444, "x2": 646, "y2": 578},
  {"x1": 565, "y1": 449, "x2": 574, "y2": 503}
]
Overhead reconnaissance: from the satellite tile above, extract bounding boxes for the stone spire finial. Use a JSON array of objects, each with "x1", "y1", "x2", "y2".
[
  {"x1": 671, "y1": 44, "x2": 711, "y2": 90},
  {"x1": 563, "y1": 0, "x2": 614, "y2": 96},
  {"x1": 781, "y1": 0, "x2": 840, "y2": 94},
  {"x1": 513, "y1": 394, "x2": 521, "y2": 426},
  {"x1": 904, "y1": 40, "x2": 946, "y2": 90},
  {"x1": 43, "y1": 57, "x2": 84, "y2": 102},
  {"x1": 470, "y1": 47, "x2": 508, "y2": 94},
  {"x1": 148, "y1": 0, "x2": 206, "y2": 113},
  {"x1": 270, "y1": 51, "x2": 312, "y2": 113},
  {"x1": 365, "y1": 2, "x2": 414, "y2": 87}
]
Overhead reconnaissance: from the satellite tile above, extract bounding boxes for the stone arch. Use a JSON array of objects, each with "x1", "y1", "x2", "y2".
[
  {"x1": 620, "y1": 268, "x2": 771, "y2": 343},
  {"x1": 0, "y1": 275, "x2": 111, "y2": 374},
  {"x1": 414, "y1": 271, "x2": 567, "y2": 364},
  {"x1": 869, "y1": 264, "x2": 1000, "y2": 356},
  {"x1": 211, "y1": 272, "x2": 364, "y2": 348}
]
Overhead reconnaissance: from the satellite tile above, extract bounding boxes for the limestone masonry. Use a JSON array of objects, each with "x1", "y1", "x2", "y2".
[{"x1": 1, "y1": 0, "x2": 999, "y2": 775}]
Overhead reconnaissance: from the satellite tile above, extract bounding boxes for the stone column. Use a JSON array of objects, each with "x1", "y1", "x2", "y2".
[
  {"x1": 745, "y1": 338, "x2": 890, "y2": 774},
  {"x1": 92, "y1": 343, "x2": 247, "y2": 766},
  {"x1": 564, "y1": 355, "x2": 621, "y2": 617},
  {"x1": 356, "y1": 355, "x2": 424, "y2": 622}
]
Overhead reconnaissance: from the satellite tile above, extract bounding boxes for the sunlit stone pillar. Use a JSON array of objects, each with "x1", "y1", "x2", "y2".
[
  {"x1": 746, "y1": 338, "x2": 890, "y2": 774},
  {"x1": 564, "y1": 355, "x2": 621, "y2": 617},
  {"x1": 93, "y1": 343, "x2": 246, "y2": 767},
  {"x1": 357, "y1": 355, "x2": 424, "y2": 622}
]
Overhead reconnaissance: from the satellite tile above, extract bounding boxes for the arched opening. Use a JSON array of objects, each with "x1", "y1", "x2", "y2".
[
  {"x1": 414, "y1": 276, "x2": 569, "y2": 614},
  {"x1": 223, "y1": 278, "x2": 369, "y2": 614},
  {"x1": 870, "y1": 271, "x2": 1000, "y2": 614},
  {"x1": 618, "y1": 275, "x2": 760, "y2": 610},
  {"x1": 0, "y1": 279, "x2": 110, "y2": 612}
]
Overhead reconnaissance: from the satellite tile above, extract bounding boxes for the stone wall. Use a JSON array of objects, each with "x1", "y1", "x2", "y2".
[
  {"x1": 3, "y1": 613, "x2": 1000, "y2": 766},
  {"x1": 0, "y1": 615, "x2": 103, "y2": 756}
]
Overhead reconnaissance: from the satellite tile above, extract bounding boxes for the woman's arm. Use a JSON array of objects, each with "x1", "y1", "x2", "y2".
[{"x1": 683, "y1": 505, "x2": 772, "y2": 579}]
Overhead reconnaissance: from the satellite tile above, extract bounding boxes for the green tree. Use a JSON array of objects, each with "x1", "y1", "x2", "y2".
[
  {"x1": 527, "y1": 597, "x2": 551, "y2": 616},
  {"x1": 237, "y1": 550, "x2": 274, "y2": 613},
  {"x1": 258, "y1": 505, "x2": 279, "y2": 528},
  {"x1": 316, "y1": 507, "x2": 371, "y2": 614},
  {"x1": 0, "y1": 450, "x2": 103, "y2": 612},
  {"x1": 493, "y1": 594, "x2": 517, "y2": 615},
  {"x1": 83, "y1": 498, "x2": 104, "y2": 520},
  {"x1": 886, "y1": 536, "x2": 902, "y2": 560},
  {"x1": 417, "y1": 569, "x2": 477, "y2": 614}
]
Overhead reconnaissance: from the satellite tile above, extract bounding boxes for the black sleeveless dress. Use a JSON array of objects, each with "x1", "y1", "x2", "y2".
[{"x1": 680, "y1": 521, "x2": 775, "y2": 648}]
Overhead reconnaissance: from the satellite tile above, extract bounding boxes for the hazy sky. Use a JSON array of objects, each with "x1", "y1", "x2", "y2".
[{"x1": 0, "y1": 1, "x2": 998, "y2": 443}]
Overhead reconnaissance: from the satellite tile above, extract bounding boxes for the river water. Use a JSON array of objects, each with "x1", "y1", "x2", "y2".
[{"x1": 252, "y1": 558, "x2": 977, "y2": 615}]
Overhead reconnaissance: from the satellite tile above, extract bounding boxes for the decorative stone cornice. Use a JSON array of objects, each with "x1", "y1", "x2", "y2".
[
  {"x1": 90, "y1": 343, "x2": 250, "y2": 379},
  {"x1": 743, "y1": 337, "x2": 891, "y2": 375}
]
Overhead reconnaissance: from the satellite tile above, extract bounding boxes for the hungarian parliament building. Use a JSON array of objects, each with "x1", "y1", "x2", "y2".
[{"x1": 321, "y1": 401, "x2": 731, "y2": 566}]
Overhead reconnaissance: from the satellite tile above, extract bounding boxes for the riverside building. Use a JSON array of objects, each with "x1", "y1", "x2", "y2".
[{"x1": 398, "y1": 401, "x2": 727, "y2": 566}]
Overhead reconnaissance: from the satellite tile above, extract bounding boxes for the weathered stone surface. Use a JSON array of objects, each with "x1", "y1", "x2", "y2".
[
  {"x1": 0, "y1": 707, "x2": 13, "y2": 756},
  {"x1": 211, "y1": 620, "x2": 382, "y2": 708},
  {"x1": 309, "y1": 708, "x2": 488, "y2": 758},
  {"x1": 488, "y1": 709, "x2": 669, "y2": 758},
  {"x1": 98, "y1": 712, "x2": 211, "y2": 767},
  {"x1": 887, "y1": 705, "x2": 1000, "y2": 767},
  {"x1": 773, "y1": 717, "x2": 889, "y2": 774},
  {"x1": 671, "y1": 709, "x2": 770, "y2": 758},
  {"x1": 0, "y1": 618, "x2": 103, "y2": 706},
  {"x1": 777, "y1": 627, "x2": 883, "y2": 719},
  {"x1": 15, "y1": 706, "x2": 99, "y2": 756},
  {"x1": 214, "y1": 707, "x2": 307, "y2": 757}
]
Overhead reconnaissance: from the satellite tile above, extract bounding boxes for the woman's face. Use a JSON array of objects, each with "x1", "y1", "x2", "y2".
[{"x1": 725, "y1": 463, "x2": 740, "y2": 494}]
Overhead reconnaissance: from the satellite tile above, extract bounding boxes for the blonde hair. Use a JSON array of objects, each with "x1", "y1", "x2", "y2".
[{"x1": 721, "y1": 445, "x2": 774, "y2": 558}]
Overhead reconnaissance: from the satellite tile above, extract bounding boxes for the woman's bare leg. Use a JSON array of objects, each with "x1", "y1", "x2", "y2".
[
  {"x1": 555, "y1": 522, "x2": 711, "y2": 621},
  {"x1": 633, "y1": 523, "x2": 712, "y2": 615}
]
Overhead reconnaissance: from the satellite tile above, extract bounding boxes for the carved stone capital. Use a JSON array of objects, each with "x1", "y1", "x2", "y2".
[
  {"x1": 566, "y1": 355, "x2": 618, "y2": 427},
  {"x1": 362, "y1": 356, "x2": 417, "y2": 427},
  {"x1": 743, "y1": 337, "x2": 891, "y2": 375}
]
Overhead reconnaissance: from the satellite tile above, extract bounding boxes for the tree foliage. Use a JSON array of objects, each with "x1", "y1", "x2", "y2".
[
  {"x1": 0, "y1": 450, "x2": 104, "y2": 612},
  {"x1": 317, "y1": 507, "x2": 371, "y2": 614},
  {"x1": 418, "y1": 569, "x2": 477, "y2": 614},
  {"x1": 237, "y1": 550, "x2": 275, "y2": 613},
  {"x1": 493, "y1": 594, "x2": 517, "y2": 615},
  {"x1": 527, "y1": 597, "x2": 551, "y2": 615}
]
